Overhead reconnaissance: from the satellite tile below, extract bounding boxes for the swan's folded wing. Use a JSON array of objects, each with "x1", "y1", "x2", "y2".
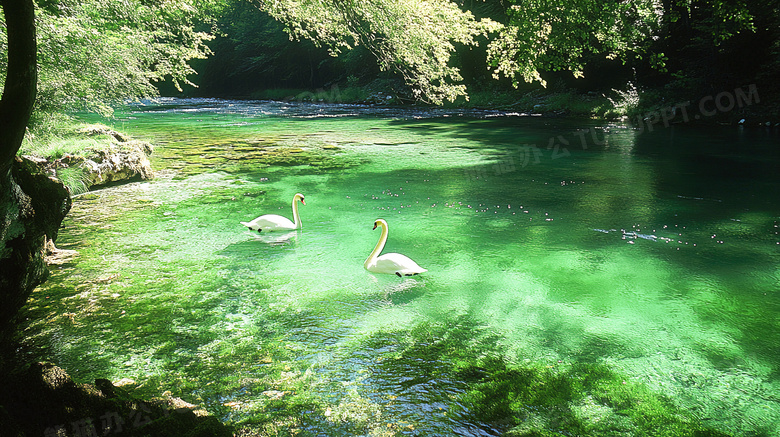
[
  {"x1": 374, "y1": 253, "x2": 426, "y2": 275},
  {"x1": 243, "y1": 214, "x2": 296, "y2": 231}
]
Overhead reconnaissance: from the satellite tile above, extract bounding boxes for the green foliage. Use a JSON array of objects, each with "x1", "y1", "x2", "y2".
[
  {"x1": 20, "y1": 115, "x2": 102, "y2": 158},
  {"x1": 687, "y1": 0, "x2": 755, "y2": 46},
  {"x1": 606, "y1": 81, "x2": 642, "y2": 118},
  {"x1": 19, "y1": 136, "x2": 98, "y2": 160},
  {"x1": 22, "y1": 111, "x2": 76, "y2": 146},
  {"x1": 256, "y1": 0, "x2": 501, "y2": 104},
  {"x1": 199, "y1": 2, "x2": 338, "y2": 96},
  {"x1": 661, "y1": 0, "x2": 765, "y2": 97},
  {"x1": 26, "y1": 0, "x2": 215, "y2": 117},
  {"x1": 187, "y1": 0, "x2": 776, "y2": 111},
  {"x1": 6, "y1": 0, "x2": 777, "y2": 115},
  {"x1": 487, "y1": 0, "x2": 663, "y2": 88},
  {"x1": 539, "y1": 89, "x2": 609, "y2": 116}
]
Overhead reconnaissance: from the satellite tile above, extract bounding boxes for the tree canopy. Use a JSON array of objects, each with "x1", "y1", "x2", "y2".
[
  {"x1": 487, "y1": 0, "x2": 665, "y2": 87},
  {"x1": 3, "y1": 0, "x2": 777, "y2": 118},
  {"x1": 2, "y1": 0, "x2": 217, "y2": 117},
  {"x1": 218, "y1": 0, "x2": 777, "y2": 104},
  {"x1": 256, "y1": 0, "x2": 500, "y2": 104}
]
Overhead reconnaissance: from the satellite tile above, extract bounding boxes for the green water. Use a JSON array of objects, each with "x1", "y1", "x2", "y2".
[{"x1": 22, "y1": 99, "x2": 780, "y2": 435}]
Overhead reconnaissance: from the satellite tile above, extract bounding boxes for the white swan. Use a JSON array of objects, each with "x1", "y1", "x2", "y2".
[
  {"x1": 364, "y1": 219, "x2": 427, "y2": 277},
  {"x1": 241, "y1": 193, "x2": 305, "y2": 232}
]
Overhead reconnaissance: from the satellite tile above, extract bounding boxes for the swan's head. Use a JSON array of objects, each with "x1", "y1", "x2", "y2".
[
  {"x1": 373, "y1": 218, "x2": 387, "y2": 230},
  {"x1": 294, "y1": 193, "x2": 306, "y2": 206}
]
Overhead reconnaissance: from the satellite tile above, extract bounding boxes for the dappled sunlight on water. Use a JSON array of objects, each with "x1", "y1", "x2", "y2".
[{"x1": 22, "y1": 99, "x2": 780, "y2": 435}]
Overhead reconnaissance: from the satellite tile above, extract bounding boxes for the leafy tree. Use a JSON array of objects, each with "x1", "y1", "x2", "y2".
[
  {"x1": 1, "y1": 0, "x2": 217, "y2": 119},
  {"x1": 450, "y1": 0, "x2": 509, "y2": 86},
  {"x1": 658, "y1": 0, "x2": 770, "y2": 93},
  {"x1": 487, "y1": 0, "x2": 664, "y2": 88},
  {"x1": 254, "y1": 0, "x2": 501, "y2": 104},
  {"x1": 660, "y1": 0, "x2": 755, "y2": 47}
]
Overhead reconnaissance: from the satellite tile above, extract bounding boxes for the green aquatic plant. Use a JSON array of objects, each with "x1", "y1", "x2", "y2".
[
  {"x1": 455, "y1": 358, "x2": 734, "y2": 437},
  {"x1": 260, "y1": 0, "x2": 500, "y2": 104},
  {"x1": 324, "y1": 389, "x2": 383, "y2": 432},
  {"x1": 366, "y1": 318, "x2": 734, "y2": 437}
]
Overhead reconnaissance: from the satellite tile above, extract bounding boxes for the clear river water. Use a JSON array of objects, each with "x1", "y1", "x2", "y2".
[{"x1": 20, "y1": 98, "x2": 780, "y2": 436}]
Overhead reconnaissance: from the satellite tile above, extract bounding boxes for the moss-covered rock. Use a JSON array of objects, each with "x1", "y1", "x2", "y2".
[{"x1": 78, "y1": 140, "x2": 154, "y2": 187}]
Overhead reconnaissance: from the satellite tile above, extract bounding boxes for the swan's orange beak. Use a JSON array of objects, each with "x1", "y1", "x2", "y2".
[
  {"x1": 373, "y1": 223, "x2": 378, "y2": 230},
  {"x1": 300, "y1": 198, "x2": 306, "y2": 206}
]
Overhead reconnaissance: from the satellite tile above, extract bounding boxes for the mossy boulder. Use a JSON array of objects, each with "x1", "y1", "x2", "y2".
[{"x1": 78, "y1": 140, "x2": 154, "y2": 187}]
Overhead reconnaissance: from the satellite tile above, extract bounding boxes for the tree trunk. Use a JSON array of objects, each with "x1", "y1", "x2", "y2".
[
  {"x1": 0, "y1": 0, "x2": 63, "y2": 332},
  {"x1": 0, "y1": 0, "x2": 37, "y2": 177}
]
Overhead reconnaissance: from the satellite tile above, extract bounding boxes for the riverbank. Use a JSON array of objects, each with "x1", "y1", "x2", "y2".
[
  {"x1": 1, "y1": 122, "x2": 234, "y2": 436},
  {"x1": 0, "y1": 352, "x2": 233, "y2": 436},
  {"x1": 224, "y1": 82, "x2": 615, "y2": 118},
  {"x1": 19, "y1": 122, "x2": 155, "y2": 195}
]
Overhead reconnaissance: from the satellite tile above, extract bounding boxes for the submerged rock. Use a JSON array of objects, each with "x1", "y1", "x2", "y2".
[{"x1": 77, "y1": 124, "x2": 133, "y2": 143}]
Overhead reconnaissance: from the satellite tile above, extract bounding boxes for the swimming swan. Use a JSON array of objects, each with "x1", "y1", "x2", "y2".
[
  {"x1": 364, "y1": 219, "x2": 427, "y2": 277},
  {"x1": 241, "y1": 193, "x2": 305, "y2": 232}
]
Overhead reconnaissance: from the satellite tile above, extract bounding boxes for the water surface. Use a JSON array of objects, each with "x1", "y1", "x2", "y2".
[{"x1": 22, "y1": 99, "x2": 780, "y2": 435}]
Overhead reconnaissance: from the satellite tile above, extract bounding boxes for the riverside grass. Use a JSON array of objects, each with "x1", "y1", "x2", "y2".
[{"x1": 20, "y1": 119, "x2": 141, "y2": 195}]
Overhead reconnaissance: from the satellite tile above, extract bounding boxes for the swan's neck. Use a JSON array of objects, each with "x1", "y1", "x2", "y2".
[
  {"x1": 291, "y1": 198, "x2": 301, "y2": 228},
  {"x1": 364, "y1": 222, "x2": 388, "y2": 268}
]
